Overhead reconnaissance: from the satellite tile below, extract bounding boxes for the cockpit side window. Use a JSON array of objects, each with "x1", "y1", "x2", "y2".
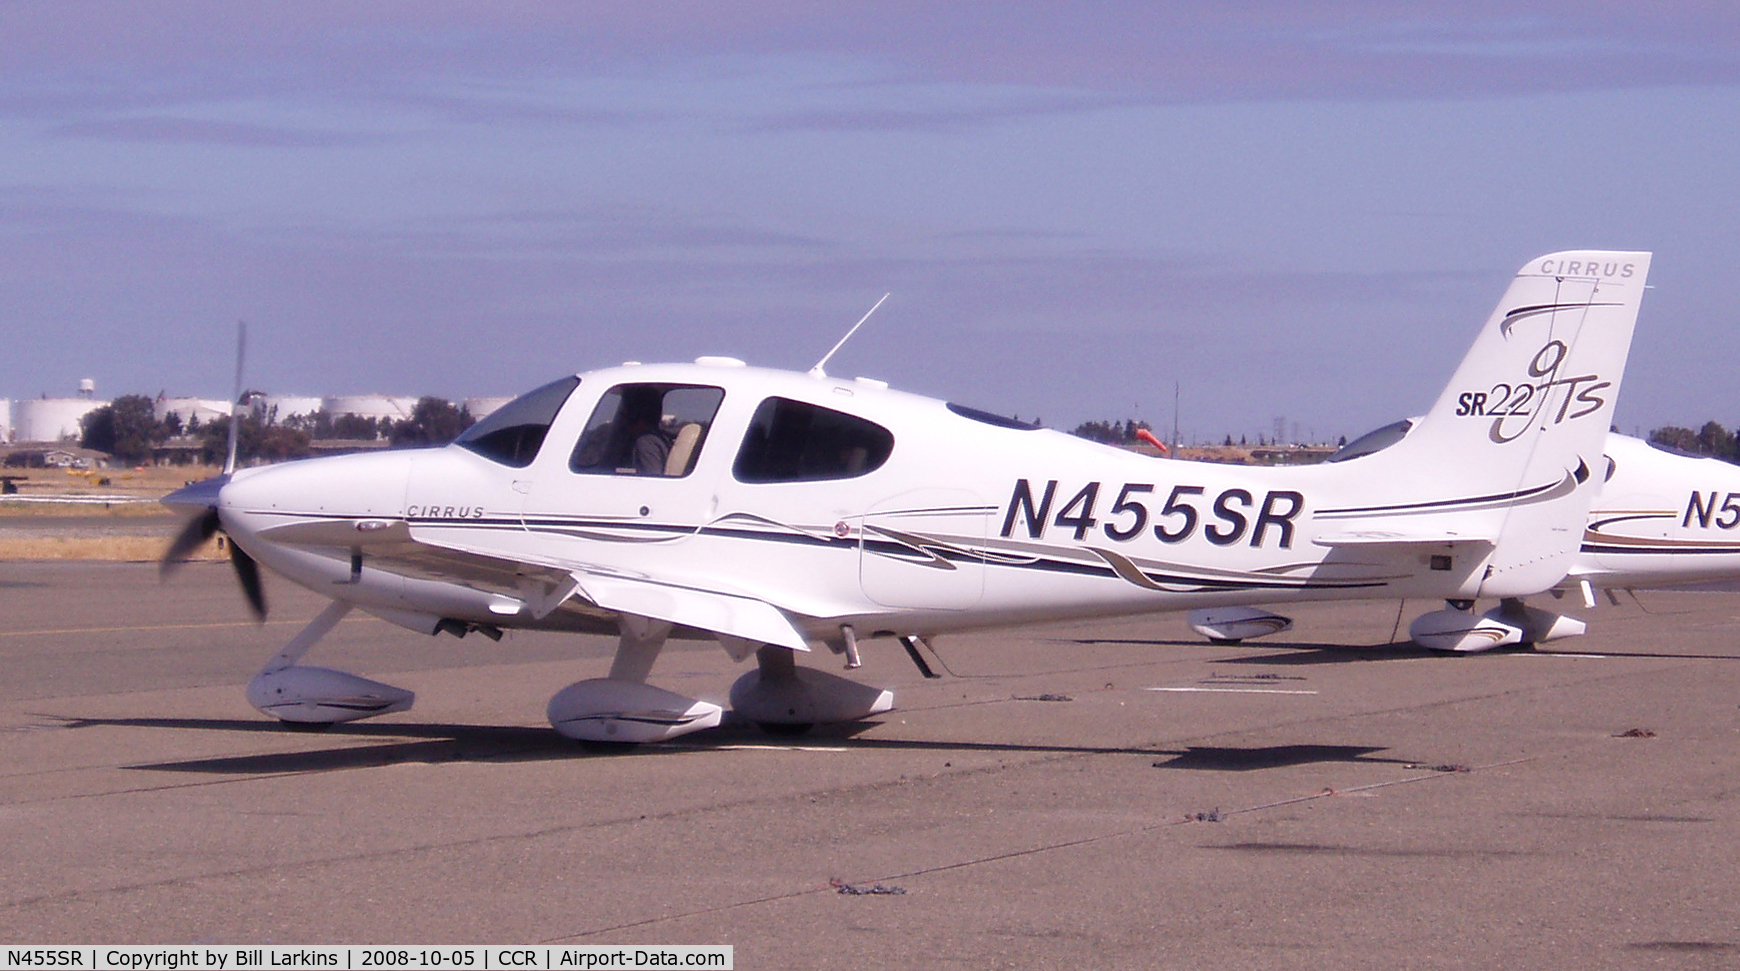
[
  {"x1": 733, "y1": 396, "x2": 894, "y2": 483},
  {"x1": 454, "y1": 376, "x2": 579, "y2": 468},
  {"x1": 569, "y1": 383, "x2": 725, "y2": 477}
]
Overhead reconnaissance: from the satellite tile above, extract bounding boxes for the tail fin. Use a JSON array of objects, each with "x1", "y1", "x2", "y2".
[{"x1": 1339, "y1": 251, "x2": 1651, "y2": 597}]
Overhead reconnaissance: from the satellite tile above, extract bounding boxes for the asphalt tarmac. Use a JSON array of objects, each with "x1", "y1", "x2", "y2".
[{"x1": 2, "y1": 560, "x2": 1737, "y2": 969}]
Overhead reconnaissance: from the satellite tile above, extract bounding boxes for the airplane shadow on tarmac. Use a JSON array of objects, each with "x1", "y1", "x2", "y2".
[
  {"x1": 1071, "y1": 637, "x2": 1444, "y2": 664},
  {"x1": 39, "y1": 713, "x2": 1414, "y2": 777},
  {"x1": 1073, "y1": 637, "x2": 1740, "y2": 664}
]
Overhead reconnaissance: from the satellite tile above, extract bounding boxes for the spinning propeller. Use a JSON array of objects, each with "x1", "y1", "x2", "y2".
[
  {"x1": 159, "y1": 322, "x2": 267, "y2": 620},
  {"x1": 160, "y1": 494, "x2": 267, "y2": 619}
]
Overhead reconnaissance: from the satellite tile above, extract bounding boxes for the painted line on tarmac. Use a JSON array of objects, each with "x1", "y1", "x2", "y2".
[
  {"x1": 1144, "y1": 687, "x2": 1319, "y2": 695},
  {"x1": 0, "y1": 617, "x2": 373, "y2": 638}
]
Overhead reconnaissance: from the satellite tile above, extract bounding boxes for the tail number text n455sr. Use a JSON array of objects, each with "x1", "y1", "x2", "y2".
[{"x1": 1000, "y1": 479, "x2": 1304, "y2": 548}]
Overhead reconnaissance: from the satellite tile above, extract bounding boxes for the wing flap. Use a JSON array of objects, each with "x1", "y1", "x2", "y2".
[
  {"x1": 1313, "y1": 531, "x2": 1496, "y2": 552},
  {"x1": 573, "y1": 572, "x2": 810, "y2": 651},
  {"x1": 404, "y1": 523, "x2": 815, "y2": 649}
]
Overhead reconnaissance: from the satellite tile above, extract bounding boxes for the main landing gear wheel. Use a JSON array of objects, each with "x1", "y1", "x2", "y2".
[{"x1": 730, "y1": 645, "x2": 894, "y2": 735}]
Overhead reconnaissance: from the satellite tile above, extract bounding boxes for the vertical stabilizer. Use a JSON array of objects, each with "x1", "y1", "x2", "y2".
[{"x1": 1349, "y1": 251, "x2": 1651, "y2": 597}]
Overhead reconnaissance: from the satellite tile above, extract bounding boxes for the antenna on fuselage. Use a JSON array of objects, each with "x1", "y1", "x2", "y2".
[{"x1": 809, "y1": 292, "x2": 890, "y2": 378}]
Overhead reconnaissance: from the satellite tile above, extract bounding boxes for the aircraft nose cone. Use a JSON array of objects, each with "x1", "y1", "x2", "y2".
[{"x1": 161, "y1": 474, "x2": 230, "y2": 512}]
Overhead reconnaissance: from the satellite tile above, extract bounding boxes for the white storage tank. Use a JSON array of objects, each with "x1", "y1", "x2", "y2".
[
  {"x1": 253, "y1": 395, "x2": 324, "y2": 424},
  {"x1": 0, "y1": 398, "x2": 11, "y2": 442},
  {"x1": 463, "y1": 396, "x2": 514, "y2": 421},
  {"x1": 16, "y1": 396, "x2": 107, "y2": 443},
  {"x1": 154, "y1": 397, "x2": 232, "y2": 426},
  {"x1": 322, "y1": 395, "x2": 417, "y2": 422}
]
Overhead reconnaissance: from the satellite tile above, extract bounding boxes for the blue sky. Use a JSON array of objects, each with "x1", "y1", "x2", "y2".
[{"x1": 4, "y1": 3, "x2": 1739, "y2": 443}]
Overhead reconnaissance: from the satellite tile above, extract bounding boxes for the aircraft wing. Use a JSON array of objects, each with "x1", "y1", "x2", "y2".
[
  {"x1": 399, "y1": 525, "x2": 815, "y2": 650},
  {"x1": 255, "y1": 517, "x2": 818, "y2": 650},
  {"x1": 567, "y1": 571, "x2": 810, "y2": 651},
  {"x1": 1312, "y1": 531, "x2": 1496, "y2": 552}
]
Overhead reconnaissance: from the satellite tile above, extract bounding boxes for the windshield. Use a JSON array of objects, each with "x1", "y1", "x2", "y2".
[{"x1": 454, "y1": 376, "x2": 580, "y2": 468}]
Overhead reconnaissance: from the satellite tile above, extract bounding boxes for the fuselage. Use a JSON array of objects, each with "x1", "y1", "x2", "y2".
[
  {"x1": 201, "y1": 357, "x2": 1601, "y2": 645},
  {"x1": 1575, "y1": 432, "x2": 1740, "y2": 587}
]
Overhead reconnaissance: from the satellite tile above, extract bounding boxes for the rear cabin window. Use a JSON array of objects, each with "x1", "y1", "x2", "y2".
[
  {"x1": 1325, "y1": 418, "x2": 1413, "y2": 463},
  {"x1": 569, "y1": 383, "x2": 725, "y2": 477},
  {"x1": 733, "y1": 396, "x2": 894, "y2": 483},
  {"x1": 454, "y1": 376, "x2": 579, "y2": 468}
]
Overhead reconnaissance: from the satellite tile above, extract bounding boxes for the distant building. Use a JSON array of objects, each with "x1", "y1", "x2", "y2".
[{"x1": 1, "y1": 444, "x2": 109, "y2": 470}]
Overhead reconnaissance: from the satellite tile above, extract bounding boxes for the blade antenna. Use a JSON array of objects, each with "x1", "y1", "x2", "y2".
[
  {"x1": 809, "y1": 292, "x2": 890, "y2": 378},
  {"x1": 224, "y1": 320, "x2": 246, "y2": 476}
]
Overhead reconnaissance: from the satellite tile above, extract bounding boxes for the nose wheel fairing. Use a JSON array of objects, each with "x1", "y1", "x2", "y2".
[
  {"x1": 247, "y1": 666, "x2": 414, "y2": 724},
  {"x1": 243, "y1": 600, "x2": 416, "y2": 726}
]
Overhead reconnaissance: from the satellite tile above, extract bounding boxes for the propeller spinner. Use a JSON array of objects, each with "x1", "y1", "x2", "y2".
[{"x1": 160, "y1": 478, "x2": 268, "y2": 620}]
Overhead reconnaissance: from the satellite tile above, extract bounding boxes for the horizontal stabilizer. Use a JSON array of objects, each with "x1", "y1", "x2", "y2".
[{"x1": 573, "y1": 571, "x2": 811, "y2": 651}]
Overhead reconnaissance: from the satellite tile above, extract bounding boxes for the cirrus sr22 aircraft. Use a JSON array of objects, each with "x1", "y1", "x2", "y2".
[{"x1": 164, "y1": 250, "x2": 1650, "y2": 742}]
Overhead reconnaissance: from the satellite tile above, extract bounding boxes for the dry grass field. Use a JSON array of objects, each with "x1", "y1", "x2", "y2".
[{"x1": 0, "y1": 463, "x2": 222, "y2": 561}]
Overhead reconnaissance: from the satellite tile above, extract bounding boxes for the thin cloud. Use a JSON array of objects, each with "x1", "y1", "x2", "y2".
[
  {"x1": 6, "y1": 5, "x2": 1740, "y2": 114},
  {"x1": 54, "y1": 116, "x2": 374, "y2": 148}
]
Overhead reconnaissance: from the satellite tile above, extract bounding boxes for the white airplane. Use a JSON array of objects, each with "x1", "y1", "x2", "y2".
[
  {"x1": 163, "y1": 250, "x2": 1651, "y2": 741},
  {"x1": 1191, "y1": 426, "x2": 1740, "y2": 651}
]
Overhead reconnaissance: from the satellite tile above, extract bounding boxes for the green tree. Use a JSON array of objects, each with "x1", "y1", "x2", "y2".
[
  {"x1": 80, "y1": 394, "x2": 164, "y2": 464},
  {"x1": 1698, "y1": 421, "x2": 1733, "y2": 458},
  {"x1": 1648, "y1": 425, "x2": 1700, "y2": 453},
  {"x1": 331, "y1": 413, "x2": 384, "y2": 440},
  {"x1": 199, "y1": 414, "x2": 310, "y2": 466},
  {"x1": 390, "y1": 397, "x2": 474, "y2": 448}
]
